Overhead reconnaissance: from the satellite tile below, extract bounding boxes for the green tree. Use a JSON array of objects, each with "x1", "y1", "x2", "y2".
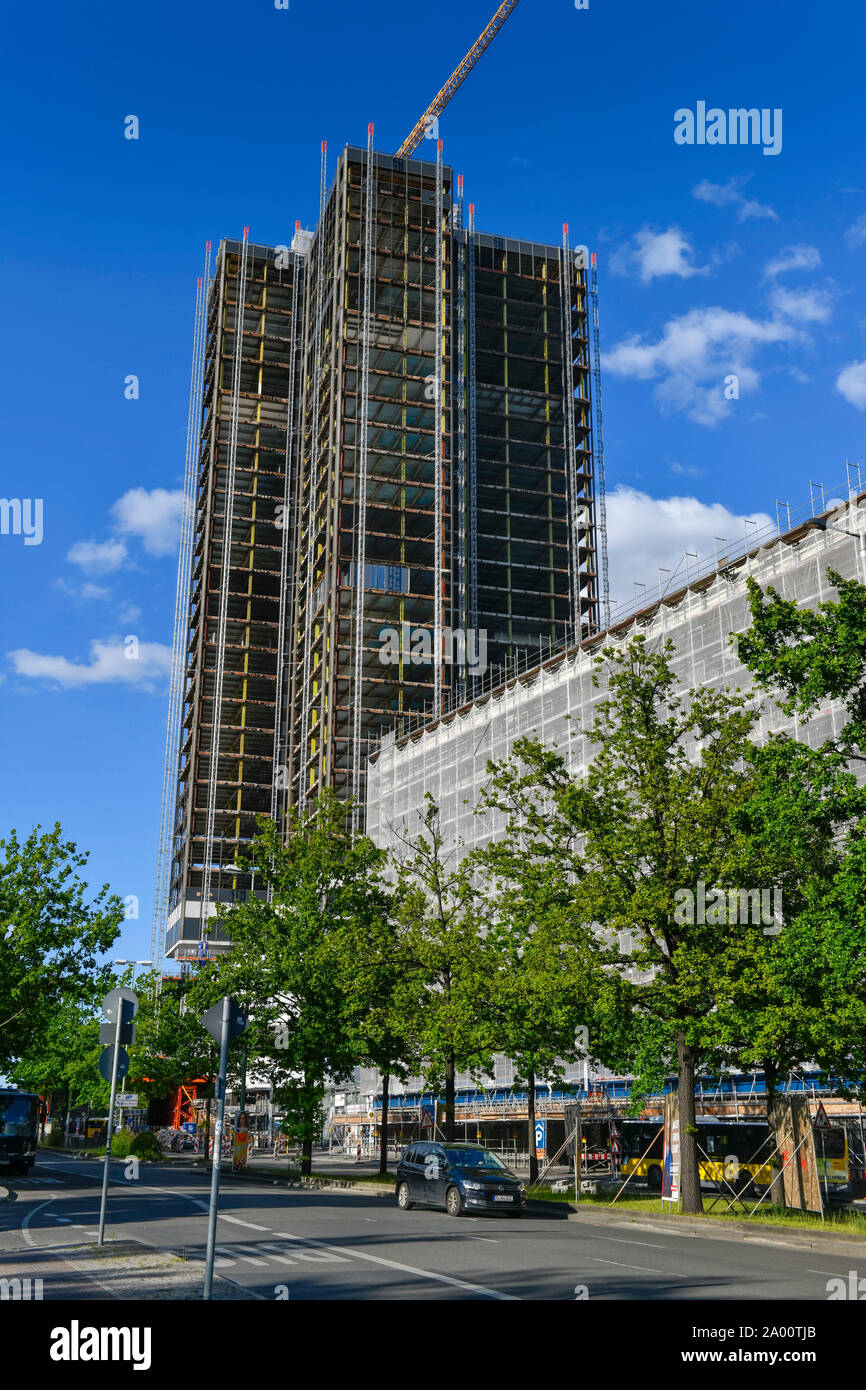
[
  {"x1": 189, "y1": 792, "x2": 380, "y2": 1175},
  {"x1": 0, "y1": 824, "x2": 122, "y2": 1069},
  {"x1": 478, "y1": 635, "x2": 786, "y2": 1214},
  {"x1": 335, "y1": 887, "x2": 416, "y2": 1174},
  {"x1": 391, "y1": 796, "x2": 497, "y2": 1142}
]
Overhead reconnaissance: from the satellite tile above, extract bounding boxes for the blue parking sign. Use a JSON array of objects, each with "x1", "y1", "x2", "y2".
[{"x1": 534, "y1": 1119, "x2": 547, "y2": 1150}]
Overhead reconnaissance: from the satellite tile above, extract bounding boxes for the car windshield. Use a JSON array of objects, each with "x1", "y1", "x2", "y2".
[{"x1": 445, "y1": 1148, "x2": 509, "y2": 1172}]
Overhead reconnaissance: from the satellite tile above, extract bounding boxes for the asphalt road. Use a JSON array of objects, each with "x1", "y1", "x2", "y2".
[{"x1": 1, "y1": 1156, "x2": 859, "y2": 1301}]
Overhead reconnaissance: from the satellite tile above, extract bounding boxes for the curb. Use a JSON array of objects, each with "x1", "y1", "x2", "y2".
[
  {"x1": 0, "y1": 1185, "x2": 15, "y2": 1203},
  {"x1": 563, "y1": 1205, "x2": 866, "y2": 1255}
]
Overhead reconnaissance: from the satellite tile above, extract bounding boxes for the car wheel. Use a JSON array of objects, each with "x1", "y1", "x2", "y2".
[
  {"x1": 445, "y1": 1185, "x2": 463, "y2": 1218},
  {"x1": 397, "y1": 1181, "x2": 413, "y2": 1211}
]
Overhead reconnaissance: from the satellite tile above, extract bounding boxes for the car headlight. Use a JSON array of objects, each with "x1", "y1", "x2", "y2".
[{"x1": 463, "y1": 1180, "x2": 484, "y2": 1191}]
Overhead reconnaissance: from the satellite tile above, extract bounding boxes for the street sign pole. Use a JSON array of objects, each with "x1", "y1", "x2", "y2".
[
  {"x1": 97, "y1": 1006, "x2": 123, "y2": 1246},
  {"x1": 203, "y1": 995, "x2": 230, "y2": 1300}
]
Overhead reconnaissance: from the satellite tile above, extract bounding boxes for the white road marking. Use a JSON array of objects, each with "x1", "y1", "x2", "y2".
[
  {"x1": 215, "y1": 1245, "x2": 268, "y2": 1267},
  {"x1": 466, "y1": 1236, "x2": 499, "y2": 1243},
  {"x1": 21, "y1": 1198, "x2": 55, "y2": 1246},
  {"x1": 265, "y1": 1229, "x2": 518, "y2": 1297},
  {"x1": 588, "y1": 1256, "x2": 681, "y2": 1276},
  {"x1": 583, "y1": 1233, "x2": 670, "y2": 1250},
  {"x1": 35, "y1": 1161, "x2": 519, "y2": 1299},
  {"x1": 259, "y1": 1245, "x2": 299, "y2": 1266}
]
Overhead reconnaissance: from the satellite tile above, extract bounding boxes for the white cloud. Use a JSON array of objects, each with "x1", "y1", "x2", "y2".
[
  {"x1": 110, "y1": 487, "x2": 183, "y2": 557},
  {"x1": 602, "y1": 305, "x2": 799, "y2": 426},
  {"x1": 67, "y1": 538, "x2": 128, "y2": 575},
  {"x1": 762, "y1": 244, "x2": 822, "y2": 279},
  {"x1": 81, "y1": 583, "x2": 111, "y2": 600},
  {"x1": 737, "y1": 198, "x2": 779, "y2": 223},
  {"x1": 844, "y1": 215, "x2": 866, "y2": 249},
  {"x1": 611, "y1": 226, "x2": 708, "y2": 283},
  {"x1": 669, "y1": 460, "x2": 704, "y2": 479},
  {"x1": 7, "y1": 639, "x2": 172, "y2": 690},
  {"x1": 607, "y1": 486, "x2": 773, "y2": 610},
  {"x1": 767, "y1": 284, "x2": 833, "y2": 323},
  {"x1": 692, "y1": 175, "x2": 778, "y2": 223},
  {"x1": 836, "y1": 359, "x2": 866, "y2": 410}
]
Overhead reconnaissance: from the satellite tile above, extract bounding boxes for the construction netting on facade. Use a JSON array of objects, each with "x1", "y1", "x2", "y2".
[{"x1": 367, "y1": 497, "x2": 866, "y2": 861}]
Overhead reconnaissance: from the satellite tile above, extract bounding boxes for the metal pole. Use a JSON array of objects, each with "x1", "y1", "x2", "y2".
[
  {"x1": 97, "y1": 1008, "x2": 123, "y2": 1245},
  {"x1": 203, "y1": 995, "x2": 230, "y2": 1300}
]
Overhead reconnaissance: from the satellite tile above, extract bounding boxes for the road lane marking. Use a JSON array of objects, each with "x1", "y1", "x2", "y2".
[
  {"x1": 588, "y1": 1256, "x2": 682, "y2": 1276},
  {"x1": 34, "y1": 1165, "x2": 519, "y2": 1299},
  {"x1": 214, "y1": 1245, "x2": 268, "y2": 1267},
  {"x1": 259, "y1": 1245, "x2": 300, "y2": 1266},
  {"x1": 21, "y1": 1198, "x2": 56, "y2": 1246},
  {"x1": 466, "y1": 1236, "x2": 499, "y2": 1243},
  {"x1": 582, "y1": 1234, "x2": 670, "y2": 1250},
  {"x1": 265, "y1": 1229, "x2": 518, "y2": 1296}
]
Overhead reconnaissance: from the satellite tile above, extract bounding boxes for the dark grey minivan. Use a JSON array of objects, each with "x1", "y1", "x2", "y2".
[{"x1": 396, "y1": 1141, "x2": 526, "y2": 1217}]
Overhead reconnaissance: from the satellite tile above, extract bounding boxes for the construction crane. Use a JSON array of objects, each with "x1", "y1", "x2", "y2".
[{"x1": 395, "y1": 0, "x2": 522, "y2": 158}]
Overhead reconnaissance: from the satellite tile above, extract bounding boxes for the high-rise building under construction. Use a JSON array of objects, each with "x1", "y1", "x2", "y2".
[{"x1": 154, "y1": 139, "x2": 606, "y2": 965}]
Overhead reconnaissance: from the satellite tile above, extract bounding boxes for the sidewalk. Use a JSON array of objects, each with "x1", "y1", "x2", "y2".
[{"x1": 0, "y1": 1238, "x2": 260, "y2": 1301}]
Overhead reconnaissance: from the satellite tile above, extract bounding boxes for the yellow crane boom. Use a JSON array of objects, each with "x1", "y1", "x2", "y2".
[{"x1": 395, "y1": 0, "x2": 522, "y2": 159}]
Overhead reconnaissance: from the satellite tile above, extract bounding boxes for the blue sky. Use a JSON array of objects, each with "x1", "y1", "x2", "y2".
[{"x1": 1, "y1": 0, "x2": 864, "y2": 962}]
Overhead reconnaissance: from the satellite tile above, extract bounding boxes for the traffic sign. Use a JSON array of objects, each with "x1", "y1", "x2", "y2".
[
  {"x1": 182, "y1": 1122, "x2": 196, "y2": 1134},
  {"x1": 99, "y1": 1044, "x2": 129, "y2": 1083},
  {"x1": 102, "y1": 987, "x2": 139, "y2": 1023},
  {"x1": 116, "y1": 1093, "x2": 139, "y2": 1109},
  {"x1": 201, "y1": 997, "x2": 248, "y2": 1046},
  {"x1": 534, "y1": 1119, "x2": 547, "y2": 1150},
  {"x1": 100, "y1": 1017, "x2": 137, "y2": 1047},
  {"x1": 813, "y1": 1102, "x2": 832, "y2": 1130}
]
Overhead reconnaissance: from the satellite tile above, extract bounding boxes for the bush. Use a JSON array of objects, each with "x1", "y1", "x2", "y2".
[
  {"x1": 46, "y1": 1128, "x2": 65, "y2": 1149},
  {"x1": 110, "y1": 1128, "x2": 135, "y2": 1157},
  {"x1": 130, "y1": 1130, "x2": 162, "y2": 1162}
]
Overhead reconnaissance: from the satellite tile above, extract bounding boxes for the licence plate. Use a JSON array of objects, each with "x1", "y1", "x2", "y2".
[{"x1": 493, "y1": 1194, "x2": 513, "y2": 1202}]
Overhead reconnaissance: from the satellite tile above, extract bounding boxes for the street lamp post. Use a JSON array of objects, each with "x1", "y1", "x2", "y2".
[{"x1": 807, "y1": 514, "x2": 866, "y2": 584}]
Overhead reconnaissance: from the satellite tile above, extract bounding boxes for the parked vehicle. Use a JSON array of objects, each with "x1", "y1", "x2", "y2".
[{"x1": 396, "y1": 1142, "x2": 526, "y2": 1217}]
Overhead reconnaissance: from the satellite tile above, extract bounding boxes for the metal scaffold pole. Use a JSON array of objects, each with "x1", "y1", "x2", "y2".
[
  {"x1": 149, "y1": 240, "x2": 211, "y2": 977},
  {"x1": 299, "y1": 142, "x2": 328, "y2": 812},
  {"x1": 467, "y1": 202, "x2": 479, "y2": 681},
  {"x1": 350, "y1": 125, "x2": 376, "y2": 829},
  {"x1": 201, "y1": 228, "x2": 249, "y2": 925},
  {"x1": 454, "y1": 175, "x2": 467, "y2": 707},
  {"x1": 560, "y1": 224, "x2": 582, "y2": 641},
  {"x1": 433, "y1": 138, "x2": 445, "y2": 714},
  {"x1": 269, "y1": 235, "x2": 302, "y2": 851},
  {"x1": 590, "y1": 253, "x2": 610, "y2": 630}
]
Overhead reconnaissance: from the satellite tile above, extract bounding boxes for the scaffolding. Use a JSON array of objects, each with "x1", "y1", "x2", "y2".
[
  {"x1": 149, "y1": 242, "x2": 211, "y2": 972},
  {"x1": 350, "y1": 125, "x2": 376, "y2": 830},
  {"x1": 164, "y1": 237, "x2": 305, "y2": 959},
  {"x1": 589, "y1": 253, "x2": 610, "y2": 630},
  {"x1": 367, "y1": 486, "x2": 866, "y2": 858}
]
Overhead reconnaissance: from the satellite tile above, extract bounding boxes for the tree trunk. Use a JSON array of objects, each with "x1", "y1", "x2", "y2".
[
  {"x1": 379, "y1": 1072, "x2": 390, "y2": 1176},
  {"x1": 444, "y1": 1053, "x2": 456, "y2": 1141},
  {"x1": 301, "y1": 1136, "x2": 313, "y2": 1177},
  {"x1": 527, "y1": 1069, "x2": 539, "y2": 1184},
  {"x1": 63, "y1": 1087, "x2": 72, "y2": 1148},
  {"x1": 676, "y1": 1031, "x2": 703, "y2": 1214}
]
